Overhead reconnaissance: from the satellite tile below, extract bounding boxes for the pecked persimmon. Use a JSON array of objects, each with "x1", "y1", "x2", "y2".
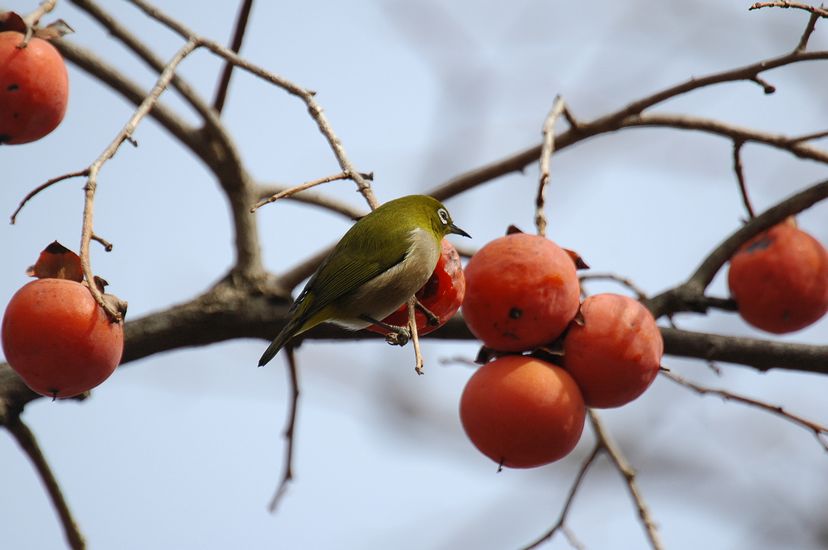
[
  {"x1": 368, "y1": 239, "x2": 465, "y2": 336},
  {"x1": 459, "y1": 355, "x2": 585, "y2": 468},
  {"x1": 727, "y1": 221, "x2": 828, "y2": 334},
  {"x1": 563, "y1": 293, "x2": 663, "y2": 409},
  {"x1": 462, "y1": 233, "x2": 580, "y2": 352},
  {"x1": 0, "y1": 31, "x2": 69, "y2": 144},
  {"x1": 2, "y1": 278, "x2": 123, "y2": 398}
]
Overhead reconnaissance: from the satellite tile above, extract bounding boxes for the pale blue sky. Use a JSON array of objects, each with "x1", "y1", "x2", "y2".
[{"x1": 2, "y1": 1, "x2": 828, "y2": 549}]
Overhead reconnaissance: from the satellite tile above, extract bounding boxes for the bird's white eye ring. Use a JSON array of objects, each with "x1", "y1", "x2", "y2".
[{"x1": 438, "y1": 208, "x2": 449, "y2": 225}]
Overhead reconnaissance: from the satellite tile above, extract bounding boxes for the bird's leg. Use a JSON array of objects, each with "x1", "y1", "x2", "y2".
[
  {"x1": 360, "y1": 314, "x2": 410, "y2": 346},
  {"x1": 414, "y1": 299, "x2": 440, "y2": 327}
]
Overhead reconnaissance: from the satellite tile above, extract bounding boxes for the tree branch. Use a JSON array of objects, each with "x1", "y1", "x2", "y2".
[
  {"x1": 750, "y1": 2, "x2": 828, "y2": 19},
  {"x1": 57, "y1": 5, "x2": 263, "y2": 276},
  {"x1": 255, "y1": 185, "x2": 367, "y2": 221},
  {"x1": 523, "y1": 444, "x2": 602, "y2": 550},
  {"x1": 268, "y1": 345, "x2": 299, "y2": 512},
  {"x1": 535, "y1": 95, "x2": 566, "y2": 237},
  {"x1": 646, "y1": 178, "x2": 828, "y2": 318},
  {"x1": 212, "y1": 0, "x2": 255, "y2": 113},
  {"x1": 427, "y1": 47, "x2": 828, "y2": 203},
  {"x1": 589, "y1": 411, "x2": 663, "y2": 550},
  {"x1": 125, "y1": 0, "x2": 379, "y2": 210},
  {"x1": 662, "y1": 370, "x2": 828, "y2": 452},
  {"x1": 4, "y1": 413, "x2": 85, "y2": 550},
  {"x1": 660, "y1": 327, "x2": 828, "y2": 375},
  {"x1": 77, "y1": 38, "x2": 200, "y2": 320}
]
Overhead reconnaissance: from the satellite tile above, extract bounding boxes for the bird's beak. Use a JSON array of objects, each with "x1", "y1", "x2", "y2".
[{"x1": 449, "y1": 223, "x2": 471, "y2": 238}]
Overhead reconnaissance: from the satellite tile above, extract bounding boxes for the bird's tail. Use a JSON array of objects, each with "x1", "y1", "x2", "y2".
[{"x1": 258, "y1": 317, "x2": 303, "y2": 367}]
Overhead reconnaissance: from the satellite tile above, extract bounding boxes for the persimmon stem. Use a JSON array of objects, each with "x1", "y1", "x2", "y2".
[{"x1": 21, "y1": 0, "x2": 57, "y2": 44}]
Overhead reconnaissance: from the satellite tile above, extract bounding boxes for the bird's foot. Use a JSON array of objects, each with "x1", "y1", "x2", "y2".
[
  {"x1": 384, "y1": 326, "x2": 411, "y2": 347},
  {"x1": 360, "y1": 314, "x2": 411, "y2": 346},
  {"x1": 415, "y1": 299, "x2": 440, "y2": 326}
]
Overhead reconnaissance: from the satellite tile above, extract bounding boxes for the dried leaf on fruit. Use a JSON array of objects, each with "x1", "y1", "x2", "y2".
[
  {"x1": 35, "y1": 19, "x2": 74, "y2": 40},
  {"x1": 0, "y1": 11, "x2": 26, "y2": 33},
  {"x1": 563, "y1": 247, "x2": 590, "y2": 270},
  {"x1": 26, "y1": 241, "x2": 83, "y2": 282}
]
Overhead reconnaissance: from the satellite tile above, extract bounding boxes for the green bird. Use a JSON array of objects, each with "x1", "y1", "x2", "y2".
[{"x1": 258, "y1": 195, "x2": 470, "y2": 366}]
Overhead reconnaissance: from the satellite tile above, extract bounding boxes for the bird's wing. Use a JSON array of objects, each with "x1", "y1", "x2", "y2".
[{"x1": 292, "y1": 229, "x2": 410, "y2": 324}]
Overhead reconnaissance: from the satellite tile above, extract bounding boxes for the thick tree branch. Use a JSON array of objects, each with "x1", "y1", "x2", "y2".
[
  {"x1": 2, "y1": 280, "x2": 825, "y2": 414},
  {"x1": 646, "y1": 179, "x2": 828, "y2": 318},
  {"x1": 661, "y1": 327, "x2": 828, "y2": 374}
]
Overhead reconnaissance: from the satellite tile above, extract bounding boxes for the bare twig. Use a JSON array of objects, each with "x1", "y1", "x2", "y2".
[
  {"x1": 251, "y1": 172, "x2": 373, "y2": 212},
  {"x1": 749, "y1": 74, "x2": 777, "y2": 94},
  {"x1": 408, "y1": 296, "x2": 424, "y2": 375},
  {"x1": 589, "y1": 411, "x2": 663, "y2": 550},
  {"x1": 126, "y1": 0, "x2": 379, "y2": 210},
  {"x1": 750, "y1": 2, "x2": 828, "y2": 19},
  {"x1": 428, "y1": 48, "x2": 828, "y2": 204},
  {"x1": 523, "y1": 444, "x2": 602, "y2": 550},
  {"x1": 91, "y1": 233, "x2": 113, "y2": 252},
  {"x1": 795, "y1": 10, "x2": 821, "y2": 51},
  {"x1": 268, "y1": 345, "x2": 300, "y2": 513},
  {"x1": 80, "y1": 38, "x2": 200, "y2": 321},
  {"x1": 10, "y1": 169, "x2": 89, "y2": 224},
  {"x1": 579, "y1": 272, "x2": 648, "y2": 301},
  {"x1": 255, "y1": 185, "x2": 367, "y2": 220},
  {"x1": 536, "y1": 96, "x2": 565, "y2": 237},
  {"x1": 5, "y1": 413, "x2": 86, "y2": 550},
  {"x1": 212, "y1": 0, "x2": 254, "y2": 113},
  {"x1": 624, "y1": 112, "x2": 828, "y2": 164},
  {"x1": 788, "y1": 128, "x2": 828, "y2": 143},
  {"x1": 67, "y1": 0, "x2": 223, "y2": 138},
  {"x1": 732, "y1": 141, "x2": 756, "y2": 219},
  {"x1": 662, "y1": 370, "x2": 828, "y2": 452}
]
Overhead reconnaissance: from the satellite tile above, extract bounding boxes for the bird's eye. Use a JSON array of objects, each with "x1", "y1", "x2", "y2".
[{"x1": 437, "y1": 208, "x2": 449, "y2": 225}]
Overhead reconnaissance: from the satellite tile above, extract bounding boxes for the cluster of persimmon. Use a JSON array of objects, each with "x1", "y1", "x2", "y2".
[
  {"x1": 458, "y1": 232, "x2": 663, "y2": 469},
  {"x1": 727, "y1": 218, "x2": 828, "y2": 334},
  {"x1": 1, "y1": 243, "x2": 125, "y2": 398},
  {"x1": 0, "y1": 15, "x2": 69, "y2": 144}
]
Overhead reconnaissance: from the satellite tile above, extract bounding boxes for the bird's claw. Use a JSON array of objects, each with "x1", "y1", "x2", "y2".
[
  {"x1": 385, "y1": 327, "x2": 411, "y2": 347},
  {"x1": 415, "y1": 299, "x2": 440, "y2": 326}
]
